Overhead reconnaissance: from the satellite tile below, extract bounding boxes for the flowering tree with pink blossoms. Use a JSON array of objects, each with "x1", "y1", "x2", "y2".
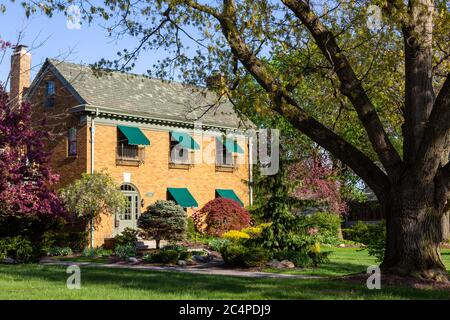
[{"x1": 288, "y1": 152, "x2": 348, "y2": 216}]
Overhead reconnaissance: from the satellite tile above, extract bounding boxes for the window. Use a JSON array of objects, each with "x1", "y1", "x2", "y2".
[
  {"x1": 169, "y1": 132, "x2": 189, "y2": 164},
  {"x1": 117, "y1": 129, "x2": 138, "y2": 159},
  {"x1": 46, "y1": 81, "x2": 56, "y2": 96},
  {"x1": 216, "y1": 136, "x2": 234, "y2": 166},
  {"x1": 44, "y1": 81, "x2": 55, "y2": 108},
  {"x1": 116, "y1": 129, "x2": 147, "y2": 167},
  {"x1": 67, "y1": 127, "x2": 77, "y2": 156}
]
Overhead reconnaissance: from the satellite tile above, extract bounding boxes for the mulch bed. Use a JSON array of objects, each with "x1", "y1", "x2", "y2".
[{"x1": 337, "y1": 272, "x2": 450, "y2": 291}]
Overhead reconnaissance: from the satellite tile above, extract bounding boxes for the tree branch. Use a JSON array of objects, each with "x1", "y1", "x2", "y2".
[
  {"x1": 280, "y1": 0, "x2": 402, "y2": 176},
  {"x1": 198, "y1": 0, "x2": 391, "y2": 200},
  {"x1": 401, "y1": 0, "x2": 435, "y2": 163},
  {"x1": 183, "y1": 0, "x2": 222, "y2": 19}
]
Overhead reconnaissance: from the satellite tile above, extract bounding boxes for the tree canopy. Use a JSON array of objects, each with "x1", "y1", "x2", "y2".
[
  {"x1": 59, "y1": 170, "x2": 126, "y2": 223},
  {"x1": 0, "y1": 85, "x2": 64, "y2": 218}
]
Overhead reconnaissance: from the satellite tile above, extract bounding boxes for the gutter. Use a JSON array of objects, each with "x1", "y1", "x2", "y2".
[
  {"x1": 89, "y1": 107, "x2": 99, "y2": 248},
  {"x1": 248, "y1": 137, "x2": 254, "y2": 206},
  {"x1": 71, "y1": 104, "x2": 253, "y2": 132}
]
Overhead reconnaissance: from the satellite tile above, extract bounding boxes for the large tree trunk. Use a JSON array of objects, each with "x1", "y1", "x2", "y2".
[
  {"x1": 381, "y1": 188, "x2": 448, "y2": 281},
  {"x1": 442, "y1": 209, "x2": 449, "y2": 243}
]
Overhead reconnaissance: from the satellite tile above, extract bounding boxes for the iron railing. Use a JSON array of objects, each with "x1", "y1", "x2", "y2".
[
  {"x1": 168, "y1": 149, "x2": 193, "y2": 167},
  {"x1": 116, "y1": 145, "x2": 145, "y2": 165}
]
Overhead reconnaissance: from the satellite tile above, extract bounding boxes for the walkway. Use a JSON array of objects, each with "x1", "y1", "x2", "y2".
[{"x1": 40, "y1": 259, "x2": 322, "y2": 279}]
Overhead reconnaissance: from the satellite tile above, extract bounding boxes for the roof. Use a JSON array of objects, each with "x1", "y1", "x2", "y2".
[{"x1": 29, "y1": 59, "x2": 250, "y2": 129}]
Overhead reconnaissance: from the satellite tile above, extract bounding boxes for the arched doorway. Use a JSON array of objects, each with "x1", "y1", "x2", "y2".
[{"x1": 113, "y1": 183, "x2": 141, "y2": 236}]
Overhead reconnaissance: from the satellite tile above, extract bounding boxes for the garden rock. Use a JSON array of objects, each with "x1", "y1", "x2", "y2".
[
  {"x1": 177, "y1": 260, "x2": 187, "y2": 266},
  {"x1": 280, "y1": 260, "x2": 295, "y2": 268},
  {"x1": 266, "y1": 259, "x2": 283, "y2": 268},
  {"x1": 193, "y1": 255, "x2": 211, "y2": 263},
  {"x1": 127, "y1": 257, "x2": 138, "y2": 263},
  {"x1": 339, "y1": 243, "x2": 346, "y2": 248}
]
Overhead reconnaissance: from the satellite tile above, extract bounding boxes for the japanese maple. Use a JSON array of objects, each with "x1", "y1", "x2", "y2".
[{"x1": 193, "y1": 198, "x2": 251, "y2": 236}]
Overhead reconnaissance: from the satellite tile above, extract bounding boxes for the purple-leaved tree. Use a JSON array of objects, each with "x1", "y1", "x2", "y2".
[{"x1": 0, "y1": 86, "x2": 64, "y2": 218}]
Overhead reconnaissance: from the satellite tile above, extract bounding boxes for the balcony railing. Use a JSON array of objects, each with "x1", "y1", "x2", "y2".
[
  {"x1": 215, "y1": 156, "x2": 238, "y2": 172},
  {"x1": 168, "y1": 150, "x2": 193, "y2": 169},
  {"x1": 116, "y1": 145, "x2": 145, "y2": 166}
]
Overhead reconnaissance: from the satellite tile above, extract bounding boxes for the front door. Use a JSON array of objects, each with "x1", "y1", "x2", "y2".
[{"x1": 113, "y1": 184, "x2": 140, "y2": 236}]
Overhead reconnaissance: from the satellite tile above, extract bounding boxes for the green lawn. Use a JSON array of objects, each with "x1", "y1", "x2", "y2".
[
  {"x1": 264, "y1": 247, "x2": 380, "y2": 276},
  {"x1": 265, "y1": 247, "x2": 450, "y2": 277},
  {"x1": 0, "y1": 248, "x2": 449, "y2": 300}
]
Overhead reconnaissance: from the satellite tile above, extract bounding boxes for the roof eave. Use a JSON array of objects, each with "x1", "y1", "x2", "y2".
[{"x1": 70, "y1": 104, "x2": 250, "y2": 132}]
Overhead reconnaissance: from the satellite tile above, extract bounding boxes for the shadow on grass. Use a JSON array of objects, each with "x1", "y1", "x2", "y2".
[{"x1": 0, "y1": 264, "x2": 449, "y2": 299}]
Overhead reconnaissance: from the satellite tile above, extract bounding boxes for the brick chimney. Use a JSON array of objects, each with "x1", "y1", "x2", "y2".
[{"x1": 10, "y1": 45, "x2": 31, "y2": 105}]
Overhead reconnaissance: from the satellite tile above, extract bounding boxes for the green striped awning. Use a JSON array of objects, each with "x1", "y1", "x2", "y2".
[
  {"x1": 117, "y1": 125, "x2": 150, "y2": 145},
  {"x1": 171, "y1": 132, "x2": 200, "y2": 150},
  {"x1": 167, "y1": 188, "x2": 198, "y2": 208},
  {"x1": 216, "y1": 189, "x2": 244, "y2": 206},
  {"x1": 217, "y1": 137, "x2": 244, "y2": 154}
]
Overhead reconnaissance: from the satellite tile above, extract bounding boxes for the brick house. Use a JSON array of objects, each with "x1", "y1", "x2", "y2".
[{"x1": 10, "y1": 45, "x2": 252, "y2": 246}]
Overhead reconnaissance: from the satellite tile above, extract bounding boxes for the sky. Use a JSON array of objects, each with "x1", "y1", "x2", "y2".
[{"x1": 0, "y1": 2, "x2": 166, "y2": 85}]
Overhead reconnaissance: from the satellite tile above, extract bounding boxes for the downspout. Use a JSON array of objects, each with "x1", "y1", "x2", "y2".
[
  {"x1": 248, "y1": 137, "x2": 253, "y2": 206},
  {"x1": 89, "y1": 108, "x2": 99, "y2": 248}
]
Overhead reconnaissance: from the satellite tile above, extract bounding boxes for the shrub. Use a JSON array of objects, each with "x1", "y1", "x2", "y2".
[
  {"x1": 207, "y1": 238, "x2": 230, "y2": 252},
  {"x1": 144, "y1": 246, "x2": 192, "y2": 264},
  {"x1": 0, "y1": 236, "x2": 34, "y2": 263},
  {"x1": 303, "y1": 212, "x2": 342, "y2": 245},
  {"x1": 179, "y1": 250, "x2": 192, "y2": 260},
  {"x1": 57, "y1": 229, "x2": 88, "y2": 253},
  {"x1": 114, "y1": 228, "x2": 139, "y2": 247},
  {"x1": 343, "y1": 220, "x2": 386, "y2": 262},
  {"x1": 219, "y1": 244, "x2": 246, "y2": 266},
  {"x1": 258, "y1": 222, "x2": 273, "y2": 229},
  {"x1": 193, "y1": 198, "x2": 251, "y2": 236},
  {"x1": 253, "y1": 213, "x2": 324, "y2": 252},
  {"x1": 162, "y1": 244, "x2": 185, "y2": 252},
  {"x1": 162, "y1": 244, "x2": 192, "y2": 260},
  {"x1": 241, "y1": 223, "x2": 272, "y2": 238},
  {"x1": 309, "y1": 251, "x2": 332, "y2": 266},
  {"x1": 342, "y1": 221, "x2": 371, "y2": 243},
  {"x1": 47, "y1": 246, "x2": 73, "y2": 257},
  {"x1": 190, "y1": 250, "x2": 208, "y2": 256},
  {"x1": 138, "y1": 200, "x2": 187, "y2": 249},
  {"x1": 364, "y1": 222, "x2": 386, "y2": 262},
  {"x1": 274, "y1": 246, "x2": 331, "y2": 267},
  {"x1": 114, "y1": 243, "x2": 136, "y2": 260},
  {"x1": 220, "y1": 244, "x2": 271, "y2": 267},
  {"x1": 95, "y1": 248, "x2": 113, "y2": 257},
  {"x1": 0, "y1": 214, "x2": 67, "y2": 259},
  {"x1": 274, "y1": 250, "x2": 313, "y2": 267},
  {"x1": 222, "y1": 230, "x2": 250, "y2": 242},
  {"x1": 186, "y1": 217, "x2": 207, "y2": 243},
  {"x1": 83, "y1": 247, "x2": 112, "y2": 258},
  {"x1": 157, "y1": 249, "x2": 180, "y2": 263},
  {"x1": 241, "y1": 226, "x2": 262, "y2": 238},
  {"x1": 82, "y1": 247, "x2": 95, "y2": 257}
]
